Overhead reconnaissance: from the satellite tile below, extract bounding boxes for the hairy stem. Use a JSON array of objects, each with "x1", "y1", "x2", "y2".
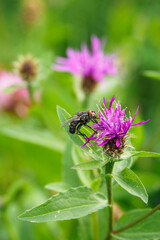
[
  {"x1": 92, "y1": 212, "x2": 99, "y2": 240},
  {"x1": 105, "y1": 160, "x2": 114, "y2": 240},
  {"x1": 113, "y1": 203, "x2": 160, "y2": 234}
]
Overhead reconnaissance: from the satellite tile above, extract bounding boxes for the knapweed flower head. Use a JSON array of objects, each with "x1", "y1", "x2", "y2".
[
  {"x1": 0, "y1": 71, "x2": 31, "y2": 117},
  {"x1": 53, "y1": 36, "x2": 117, "y2": 93},
  {"x1": 83, "y1": 96, "x2": 149, "y2": 157},
  {"x1": 14, "y1": 55, "x2": 38, "y2": 82}
]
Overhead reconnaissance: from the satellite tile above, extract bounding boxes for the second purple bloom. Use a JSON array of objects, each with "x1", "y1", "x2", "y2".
[{"x1": 53, "y1": 36, "x2": 117, "y2": 93}]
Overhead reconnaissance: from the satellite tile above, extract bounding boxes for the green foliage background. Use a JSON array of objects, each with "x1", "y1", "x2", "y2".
[{"x1": 0, "y1": 0, "x2": 160, "y2": 239}]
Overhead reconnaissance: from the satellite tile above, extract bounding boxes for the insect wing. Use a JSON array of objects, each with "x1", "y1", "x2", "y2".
[{"x1": 60, "y1": 115, "x2": 80, "y2": 128}]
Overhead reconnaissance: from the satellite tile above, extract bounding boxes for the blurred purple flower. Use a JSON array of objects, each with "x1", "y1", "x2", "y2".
[
  {"x1": 0, "y1": 71, "x2": 31, "y2": 116},
  {"x1": 82, "y1": 95, "x2": 149, "y2": 148},
  {"x1": 53, "y1": 36, "x2": 117, "y2": 83}
]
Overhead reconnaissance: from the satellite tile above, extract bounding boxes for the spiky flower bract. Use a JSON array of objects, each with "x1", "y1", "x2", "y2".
[
  {"x1": 83, "y1": 96, "x2": 149, "y2": 157},
  {"x1": 53, "y1": 36, "x2": 117, "y2": 93}
]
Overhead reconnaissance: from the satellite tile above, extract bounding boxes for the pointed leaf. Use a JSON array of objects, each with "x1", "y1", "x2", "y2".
[
  {"x1": 112, "y1": 209, "x2": 160, "y2": 239},
  {"x1": 112, "y1": 168, "x2": 148, "y2": 203},
  {"x1": 130, "y1": 151, "x2": 160, "y2": 158},
  {"x1": 0, "y1": 126, "x2": 64, "y2": 153},
  {"x1": 62, "y1": 140, "x2": 81, "y2": 187},
  {"x1": 72, "y1": 159, "x2": 109, "y2": 170},
  {"x1": 114, "y1": 157, "x2": 134, "y2": 173},
  {"x1": 71, "y1": 144, "x2": 91, "y2": 187},
  {"x1": 91, "y1": 178, "x2": 102, "y2": 192},
  {"x1": 120, "y1": 151, "x2": 160, "y2": 160},
  {"x1": 45, "y1": 182, "x2": 71, "y2": 192},
  {"x1": 143, "y1": 70, "x2": 160, "y2": 81},
  {"x1": 114, "y1": 150, "x2": 160, "y2": 175},
  {"x1": 19, "y1": 187, "x2": 108, "y2": 222}
]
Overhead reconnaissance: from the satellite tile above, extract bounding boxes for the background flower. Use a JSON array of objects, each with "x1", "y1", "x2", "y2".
[
  {"x1": 13, "y1": 55, "x2": 38, "y2": 82},
  {"x1": 53, "y1": 36, "x2": 117, "y2": 93},
  {"x1": 0, "y1": 71, "x2": 31, "y2": 117}
]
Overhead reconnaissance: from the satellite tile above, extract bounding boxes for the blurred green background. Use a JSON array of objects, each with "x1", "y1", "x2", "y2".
[{"x1": 0, "y1": 0, "x2": 160, "y2": 239}]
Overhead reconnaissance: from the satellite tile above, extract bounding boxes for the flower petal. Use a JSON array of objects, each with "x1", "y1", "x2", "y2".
[
  {"x1": 109, "y1": 95, "x2": 115, "y2": 110},
  {"x1": 53, "y1": 36, "x2": 117, "y2": 82},
  {"x1": 131, "y1": 106, "x2": 139, "y2": 124},
  {"x1": 116, "y1": 138, "x2": 121, "y2": 147},
  {"x1": 131, "y1": 119, "x2": 150, "y2": 127}
]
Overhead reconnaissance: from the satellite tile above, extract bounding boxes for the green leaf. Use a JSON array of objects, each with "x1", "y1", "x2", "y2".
[
  {"x1": 0, "y1": 126, "x2": 64, "y2": 153},
  {"x1": 119, "y1": 151, "x2": 160, "y2": 161},
  {"x1": 78, "y1": 215, "x2": 92, "y2": 240},
  {"x1": 114, "y1": 156, "x2": 134, "y2": 173},
  {"x1": 112, "y1": 168, "x2": 148, "y2": 204},
  {"x1": 72, "y1": 159, "x2": 109, "y2": 170},
  {"x1": 91, "y1": 178, "x2": 102, "y2": 192},
  {"x1": 19, "y1": 187, "x2": 108, "y2": 222},
  {"x1": 113, "y1": 150, "x2": 160, "y2": 175},
  {"x1": 119, "y1": 151, "x2": 136, "y2": 160},
  {"x1": 129, "y1": 151, "x2": 160, "y2": 158},
  {"x1": 56, "y1": 105, "x2": 106, "y2": 161},
  {"x1": 78, "y1": 208, "x2": 109, "y2": 240},
  {"x1": 143, "y1": 70, "x2": 160, "y2": 81},
  {"x1": 45, "y1": 182, "x2": 71, "y2": 192},
  {"x1": 71, "y1": 144, "x2": 91, "y2": 187},
  {"x1": 62, "y1": 140, "x2": 81, "y2": 187},
  {"x1": 98, "y1": 207, "x2": 109, "y2": 240},
  {"x1": 112, "y1": 209, "x2": 160, "y2": 239}
]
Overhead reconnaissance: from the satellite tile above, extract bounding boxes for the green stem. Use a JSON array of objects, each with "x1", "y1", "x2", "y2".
[
  {"x1": 105, "y1": 160, "x2": 114, "y2": 240},
  {"x1": 27, "y1": 82, "x2": 34, "y2": 104},
  {"x1": 82, "y1": 93, "x2": 90, "y2": 110},
  {"x1": 113, "y1": 203, "x2": 160, "y2": 234},
  {"x1": 92, "y1": 212, "x2": 99, "y2": 240}
]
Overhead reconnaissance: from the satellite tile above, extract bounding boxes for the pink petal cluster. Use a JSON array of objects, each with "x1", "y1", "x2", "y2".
[
  {"x1": 83, "y1": 95, "x2": 149, "y2": 147},
  {"x1": 0, "y1": 71, "x2": 31, "y2": 116},
  {"x1": 53, "y1": 36, "x2": 117, "y2": 82}
]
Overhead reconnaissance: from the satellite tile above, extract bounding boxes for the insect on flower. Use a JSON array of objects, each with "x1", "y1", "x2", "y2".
[
  {"x1": 60, "y1": 110, "x2": 98, "y2": 138},
  {"x1": 82, "y1": 96, "x2": 150, "y2": 157}
]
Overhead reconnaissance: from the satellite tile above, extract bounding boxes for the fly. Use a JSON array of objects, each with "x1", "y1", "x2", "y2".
[{"x1": 60, "y1": 110, "x2": 98, "y2": 138}]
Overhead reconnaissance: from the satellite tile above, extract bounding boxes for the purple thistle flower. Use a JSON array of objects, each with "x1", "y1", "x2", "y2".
[
  {"x1": 53, "y1": 36, "x2": 117, "y2": 93},
  {"x1": 82, "y1": 96, "x2": 149, "y2": 150}
]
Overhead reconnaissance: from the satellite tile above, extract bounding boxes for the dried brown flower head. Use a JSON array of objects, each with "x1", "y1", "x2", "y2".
[{"x1": 14, "y1": 55, "x2": 38, "y2": 82}]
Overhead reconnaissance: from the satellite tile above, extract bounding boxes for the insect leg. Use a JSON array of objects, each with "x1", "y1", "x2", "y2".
[
  {"x1": 84, "y1": 124, "x2": 95, "y2": 132},
  {"x1": 76, "y1": 123, "x2": 88, "y2": 138},
  {"x1": 91, "y1": 119, "x2": 98, "y2": 123}
]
